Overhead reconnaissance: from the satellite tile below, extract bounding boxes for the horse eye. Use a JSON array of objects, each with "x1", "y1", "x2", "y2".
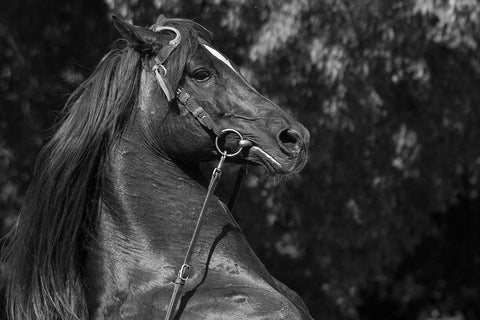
[{"x1": 192, "y1": 70, "x2": 212, "y2": 82}]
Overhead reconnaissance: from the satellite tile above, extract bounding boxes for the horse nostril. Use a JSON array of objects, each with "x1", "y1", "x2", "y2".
[{"x1": 278, "y1": 128, "x2": 302, "y2": 155}]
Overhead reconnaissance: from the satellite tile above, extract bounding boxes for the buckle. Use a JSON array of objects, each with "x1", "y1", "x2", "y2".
[
  {"x1": 177, "y1": 90, "x2": 190, "y2": 104},
  {"x1": 178, "y1": 264, "x2": 190, "y2": 282},
  {"x1": 152, "y1": 64, "x2": 167, "y2": 77}
]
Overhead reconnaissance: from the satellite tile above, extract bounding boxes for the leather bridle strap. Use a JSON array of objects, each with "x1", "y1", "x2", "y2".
[
  {"x1": 176, "y1": 87, "x2": 221, "y2": 136},
  {"x1": 227, "y1": 164, "x2": 247, "y2": 211},
  {"x1": 149, "y1": 25, "x2": 181, "y2": 101},
  {"x1": 164, "y1": 151, "x2": 226, "y2": 320},
  {"x1": 176, "y1": 87, "x2": 248, "y2": 212}
]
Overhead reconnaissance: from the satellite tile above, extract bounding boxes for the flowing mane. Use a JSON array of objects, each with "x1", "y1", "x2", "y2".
[{"x1": 3, "y1": 44, "x2": 142, "y2": 319}]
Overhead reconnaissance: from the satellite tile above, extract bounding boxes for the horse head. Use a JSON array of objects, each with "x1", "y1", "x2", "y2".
[{"x1": 113, "y1": 16, "x2": 309, "y2": 175}]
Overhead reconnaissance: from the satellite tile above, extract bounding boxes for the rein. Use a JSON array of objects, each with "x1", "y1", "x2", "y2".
[
  {"x1": 164, "y1": 129, "x2": 246, "y2": 320},
  {"x1": 146, "y1": 25, "x2": 251, "y2": 320}
]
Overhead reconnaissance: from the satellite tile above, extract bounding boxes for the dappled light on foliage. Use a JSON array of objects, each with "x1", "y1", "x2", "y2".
[{"x1": 1, "y1": 0, "x2": 480, "y2": 319}]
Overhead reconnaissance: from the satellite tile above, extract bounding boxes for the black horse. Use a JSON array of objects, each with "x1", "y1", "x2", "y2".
[{"x1": 2, "y1": 16, "x2": 312, "y2": 319}]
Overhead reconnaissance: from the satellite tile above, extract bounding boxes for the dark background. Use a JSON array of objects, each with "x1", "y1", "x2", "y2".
[{"x1": 1, "y1": 0, "x2": 480, "y2": 319}]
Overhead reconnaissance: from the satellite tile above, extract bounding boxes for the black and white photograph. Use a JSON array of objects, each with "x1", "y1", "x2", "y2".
[{"x1": 0, "y1": 1, "x2": 479, "y2": 319}]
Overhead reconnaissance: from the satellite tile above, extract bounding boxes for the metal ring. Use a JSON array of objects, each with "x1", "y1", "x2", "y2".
[{"x1": 215, "y1": 129, "x2": 244, "y2": 157}]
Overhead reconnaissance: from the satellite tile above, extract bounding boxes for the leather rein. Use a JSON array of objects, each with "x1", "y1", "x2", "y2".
[{"x1": 146, "y1": 25, "x2": 250, "y2": 320}]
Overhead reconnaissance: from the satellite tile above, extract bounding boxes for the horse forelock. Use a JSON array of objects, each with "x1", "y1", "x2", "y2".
[{"x1": 1, "y1": 43, "x2": 142, "y2": 320}]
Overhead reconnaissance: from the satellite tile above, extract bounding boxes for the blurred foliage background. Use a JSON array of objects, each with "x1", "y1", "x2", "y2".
[{"x1": 1, "y1": 0, "x2": 480, "y2": 319}]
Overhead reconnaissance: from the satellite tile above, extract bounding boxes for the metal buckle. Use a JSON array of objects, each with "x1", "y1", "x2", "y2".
[
  {"x1": 178, "y1": 264, "x2": 190, "y2": 282},
  {"x1": 176, "y1": 88, "x2": 190, "y2": 104},
  {"x1": 152, "y1": 64, "x2": 167, "y2": 77},
  {"x1": 215, "y1": 129, "x2": 244, "y2": 157}
]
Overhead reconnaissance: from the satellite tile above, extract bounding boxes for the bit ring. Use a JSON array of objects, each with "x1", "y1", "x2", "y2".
[{"x1": 215, "y1": 129, "x2": 245, "y2": 157}]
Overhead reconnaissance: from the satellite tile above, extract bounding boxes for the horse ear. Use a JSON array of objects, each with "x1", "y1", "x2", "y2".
[
  {"x1": 112, "y1": 15, "x2": 160, "y2": 52},
  {"x1": 155, "y1": 14, "x2": 168, "y2": 26}
]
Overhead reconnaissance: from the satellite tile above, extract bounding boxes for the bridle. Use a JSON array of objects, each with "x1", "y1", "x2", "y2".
[{"x1": 146, "y1": 25, "x2": 251, "y2": 320}]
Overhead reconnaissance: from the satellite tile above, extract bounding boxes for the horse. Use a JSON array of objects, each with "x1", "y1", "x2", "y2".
[{"x1": 2, "y1": 15, "x2": 312, "y2": 320}]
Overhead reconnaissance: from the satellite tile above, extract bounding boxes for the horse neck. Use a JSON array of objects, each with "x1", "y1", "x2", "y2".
[
  {"x1": 101, "y1": 71, "x2": 212, "y2": 245},
  {"x1": 84, "y1": 71, "x2": 228, "y2": 307},
  {"x1": 101, "y1": 132, "x2": 211, "y2": 251},
  {"x1": 84, "y1": 128, "x2": 214, "y2": 311}
]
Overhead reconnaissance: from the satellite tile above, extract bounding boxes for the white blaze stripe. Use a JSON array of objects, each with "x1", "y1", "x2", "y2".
[
  {"x1": 203, "y1": 44, "x2": 238, "y2": 73},
  {"x1": 202, "y1": 43, "x2": 260, "y2": 97}
]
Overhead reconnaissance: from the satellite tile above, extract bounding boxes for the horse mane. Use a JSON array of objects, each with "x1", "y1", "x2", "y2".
[
  {"x1": 2, "y1": 43, "x2": 142, "y2": 320},
  {"x1": 1, "y1": 17, "x2": 213, "y2": 320}
]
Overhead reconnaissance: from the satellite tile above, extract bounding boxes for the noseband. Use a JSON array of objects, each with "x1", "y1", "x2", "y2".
[{"x1": 146, "y1": 25, "x2": 250, "y2": 320}]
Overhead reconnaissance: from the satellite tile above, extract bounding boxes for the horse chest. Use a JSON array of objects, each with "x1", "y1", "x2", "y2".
[
  {"x1": 88, "y1": 231, "x2": 311, "y2": 320},
  {"x1": 93, "y1": 282, "x2": 308, "y2": 320}
]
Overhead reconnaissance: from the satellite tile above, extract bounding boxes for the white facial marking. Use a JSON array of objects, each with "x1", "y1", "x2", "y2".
[
  {"x1": 202, "y1": 43, "x2": 260, "y2": 107},
  {"x1": 203, "y1": 44, "x2": 237, "y2": 73}
]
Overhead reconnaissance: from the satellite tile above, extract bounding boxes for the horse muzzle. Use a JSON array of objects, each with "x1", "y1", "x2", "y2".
[{"x1": 242, "y1": 124, "x2": 310, "y2": 175}]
